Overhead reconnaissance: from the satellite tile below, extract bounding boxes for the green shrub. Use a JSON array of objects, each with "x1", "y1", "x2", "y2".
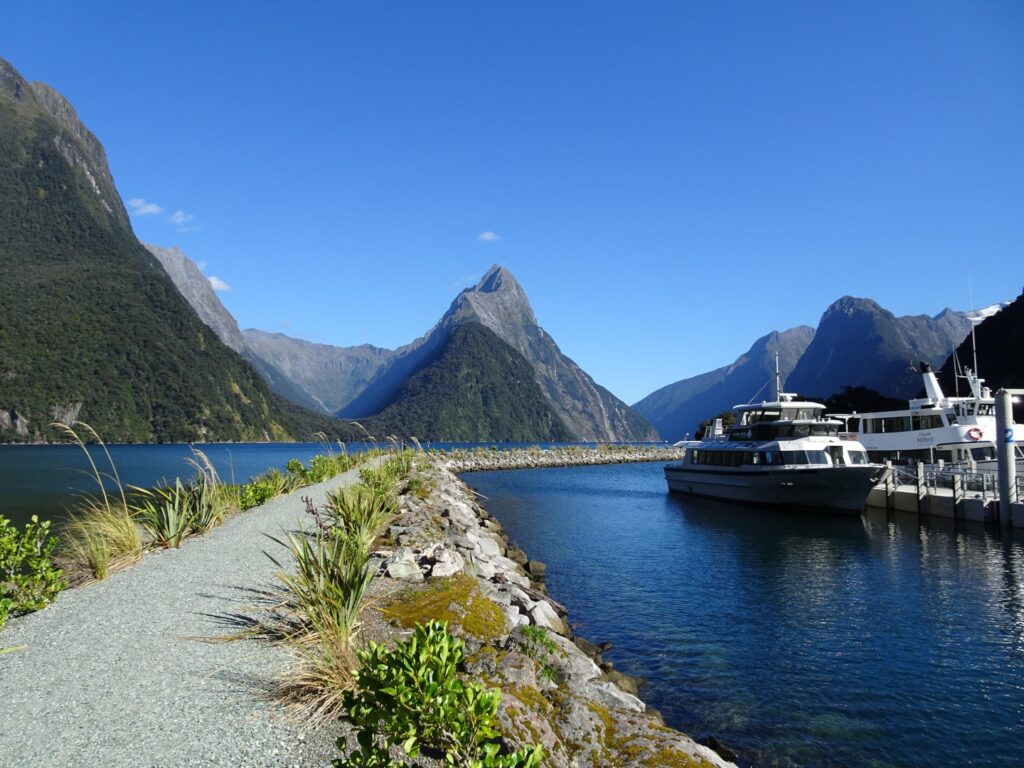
[
  {"x1": 334, "y1": 620, "x2": 542, "y2": 768},
  {"x1": 0, "y1": 515, "x2": 65, "y2": 628}
]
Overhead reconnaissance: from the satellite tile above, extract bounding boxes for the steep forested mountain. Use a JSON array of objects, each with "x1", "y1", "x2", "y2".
[
  {"x1": 0, "y1": 57, "x2": 354, "y2": 442},
  {"x1": 937, "y1": 291, "x2": 1024, "y2": 402},
  {"x1": 785, "y1": 297, "x2": 971, "y2": 400},
  {"x1": 633, "y1": 326, "x2": 815, "y2": 442},
  {"x1": 360, "y1": 323, "x2": 572, "y2": 442},
  {"x1": 341, "y1": 265, "x2": 657, "y2": 442}
]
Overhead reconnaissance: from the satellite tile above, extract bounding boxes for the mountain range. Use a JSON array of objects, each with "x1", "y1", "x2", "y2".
[
  {"x1": 149, "y1": 245, "x2": 657, "y2": 442},
  {"x1": 2, "y1": 55, "x2": 1014, "y2": 445},
  {"x1": 634, "y1": 298, "x2": 977, "y2": 442}
]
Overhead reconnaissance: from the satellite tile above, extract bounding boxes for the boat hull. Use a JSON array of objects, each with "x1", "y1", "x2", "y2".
[{"x1": 664, "y1": 464, "x2": 887, "y2": 513}]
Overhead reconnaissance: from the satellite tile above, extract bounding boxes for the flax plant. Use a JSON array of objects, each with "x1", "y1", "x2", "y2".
[
  {"x1": 324, "y1": 485, "x2": 395, "y2": 556},
  {"x1": 131, "y1": 479, "x2": 194, "y2": 548},
  {"x1": 266, "y1": 527, "x2": 375, "y2": 719}
]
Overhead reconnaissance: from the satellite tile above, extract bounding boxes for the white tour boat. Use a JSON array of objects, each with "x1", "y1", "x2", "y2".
[
  {"x1": 664, "y1": 365, "x2": 887, "y2": 512},
  {"x1": 830, "y1": 363, "x2": 1024, "y2": 471}
]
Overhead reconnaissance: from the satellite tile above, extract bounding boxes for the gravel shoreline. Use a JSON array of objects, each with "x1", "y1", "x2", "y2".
[{"x1": 0, "y1": 468, "x2": 365, "y2": 767}]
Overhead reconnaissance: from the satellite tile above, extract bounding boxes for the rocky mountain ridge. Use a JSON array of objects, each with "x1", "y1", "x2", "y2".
[{"x1": 340, "y1": 265, "x2": 658, "y2": 442}]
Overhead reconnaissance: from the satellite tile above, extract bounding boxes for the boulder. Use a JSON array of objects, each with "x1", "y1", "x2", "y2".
[{"x1": 530, "y1": 600, "x2": 569, "y2": 637}]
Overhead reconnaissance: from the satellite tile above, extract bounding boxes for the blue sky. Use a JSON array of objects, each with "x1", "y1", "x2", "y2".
[{"x1": 3, "y1": 1, "x2": 1022, "y2": 404}]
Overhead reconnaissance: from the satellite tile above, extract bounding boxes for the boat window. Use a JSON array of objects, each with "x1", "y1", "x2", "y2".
[
  {"x1": 690, "y1": 450, "x2": 700, "y2": 464},
  {"x1": 977, "y1": 404, "x2": 995, "y2": 416},
  {"x1": 805, "y1": 450, "x2": 828, "y2": 464},
  {"x1": 791, "y1": 424, "x2": 811, "y2": 438},
  {"x1": 881, "y1": 416, "x2": 911, "y2": 433},
  {"x1": 945, "y1": 413, "x2": 958, "y2": 426},
  {"x1": 782, "y1": 450, "x2": 806, "y2": 464},
  {"x1": 970, "y1": 447, "x2": 995, "y2": 461},
  {"x1": 809, "y1": 424, "x2": 837, "y2": 436},
  {"x1": 761, "y1": 410, "x2": 781, "y2": 421},
  {"x1": 846, "y1": 450, "x2": 869, "y2": 465},
  {"x1": 913, "y1": 414, "x2": 944, "y2": 430}
]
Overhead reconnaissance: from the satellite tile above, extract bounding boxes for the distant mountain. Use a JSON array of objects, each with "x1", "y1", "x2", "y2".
[
  {"x1": 241, "y1": 329, "x2": 393, "y2": 414},
  {"x1": 786, "y1": 297, "x2": 972, "y2": 400},
  {"x1": 144, "y1": 242, "x2": 392, "y2": 415},
  {"x1": 0, "y1": 57, "x2": 355, "y2": 443},
  {"x1": 633, "y1": 326, "x2": 815, "y2": 441},
  {"x1": 341, "y1": 265, "x2": 658, "y2": 442},
  {"x1": 937, "y1": 291, "x2": 1024, "y2": 403},
  {"x1": 360, "y1": 323, "x2": 572, "y2": 442}
]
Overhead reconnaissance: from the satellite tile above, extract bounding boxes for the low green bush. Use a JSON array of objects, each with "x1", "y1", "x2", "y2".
[
  {"x1": 334, "y1": 620, "x2": 542, "y2": 768},
  {"x1": 0, "y1": 515, "x2": 65, "y2": 628}
]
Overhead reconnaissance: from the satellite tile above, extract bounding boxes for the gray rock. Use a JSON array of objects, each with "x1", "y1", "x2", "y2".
[{"x1": 530, "y1": 601, "x2": 569, "y2": 636}]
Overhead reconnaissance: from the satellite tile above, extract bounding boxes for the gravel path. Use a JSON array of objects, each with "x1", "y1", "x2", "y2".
[{"x1": 0, "y1": 469, "x2": 365, "y2": 768}]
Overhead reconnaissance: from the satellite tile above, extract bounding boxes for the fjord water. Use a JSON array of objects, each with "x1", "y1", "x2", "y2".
[
  {"x1": 0, "y1": 442, "x2": 368, "y2": 528},
  {"x1": 466, "y1": 462, "x2": 1024, "y2": 768}
]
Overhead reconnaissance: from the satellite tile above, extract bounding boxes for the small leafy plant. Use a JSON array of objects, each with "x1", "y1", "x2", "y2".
[
  {"x1": 0, "y1": 514, "x2": 65, "y2": 628},
  {"x1": 334, "y1": 620, "x2": 543, "y2": 768},
  {"x1": 519, "y1": 625, "x2": 559, "y2": 683}
]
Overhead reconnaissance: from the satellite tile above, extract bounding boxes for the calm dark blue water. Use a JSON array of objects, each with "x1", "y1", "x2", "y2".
[
  {"x1": 0, "y1": 441, "x2": 607, "y2": 528},
  {"x1": 0, "y1": 442, "x2": 361, "y2": 528},
  {"x1": 466, "y1": 462, "x2": 1024, "y2": 768}
]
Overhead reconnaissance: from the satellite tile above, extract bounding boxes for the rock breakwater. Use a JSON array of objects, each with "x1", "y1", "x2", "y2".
[
  {"x1": 370, "y1": 454, "x2": 733, "y2": 768},
  {"x1": 439, "y1": 445, "x2": 686, "y2": 473}
]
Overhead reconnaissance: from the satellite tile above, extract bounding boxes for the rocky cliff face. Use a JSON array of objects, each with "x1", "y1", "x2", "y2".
[
  {"x1": 145, "y1": 244, "x2": 247, "y2": 352},
  {"x1": 786, "y1": 297, "x2": 972, "y2": 399},
  {"x1": 633, "y1": 326, "x2": 815, "y2": 441},
  {"x1": 341, "y1": 265, "x2": 658, "y2": 442}
]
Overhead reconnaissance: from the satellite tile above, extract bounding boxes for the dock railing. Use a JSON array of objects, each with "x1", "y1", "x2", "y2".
[{"x1": 887, "y1": 464, "x2": 1020, "y2": 501}]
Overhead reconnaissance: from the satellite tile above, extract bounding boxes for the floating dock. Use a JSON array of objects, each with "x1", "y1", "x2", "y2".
[{"x1": 866, "y1": 463, "x2": 1024, "y2": 527}]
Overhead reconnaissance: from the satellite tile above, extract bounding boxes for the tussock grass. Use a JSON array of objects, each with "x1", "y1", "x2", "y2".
[{"x1": 54, "y1": 423, "x2": 142, "y2": 580}]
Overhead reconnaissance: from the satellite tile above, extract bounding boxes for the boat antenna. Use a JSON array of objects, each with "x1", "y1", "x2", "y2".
[{"x1": 774, "y1": 352, "x2": 782, "y2": 401}]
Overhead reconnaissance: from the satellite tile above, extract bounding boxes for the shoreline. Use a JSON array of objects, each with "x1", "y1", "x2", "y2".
[{"x1": 374, "y1": 450, "x2": 735, "y2": 767}]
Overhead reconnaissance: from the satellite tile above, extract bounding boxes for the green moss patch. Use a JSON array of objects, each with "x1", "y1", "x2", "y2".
[{"x1": 384, "y1": 574, "x2": 507, "y2": 642}]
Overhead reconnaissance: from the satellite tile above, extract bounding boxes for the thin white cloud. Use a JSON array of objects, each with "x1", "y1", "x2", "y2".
[
  {"x1": 208, "y1": 276, "x2": 231, "y2": 292},
  {"x1": 169, "y1": 210, "x2": 199, "y2": 232},
  {"x1": 127, "y1": 198, "x2": 163, "y2": 216},
  {"x1": 477, "y1": 231, "x2": 501, "y2": 242}
]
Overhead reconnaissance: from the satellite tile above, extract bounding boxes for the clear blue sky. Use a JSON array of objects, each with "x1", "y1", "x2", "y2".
[{"x1": 3, "y1": 1, "x2": 1022, "y2": 403}]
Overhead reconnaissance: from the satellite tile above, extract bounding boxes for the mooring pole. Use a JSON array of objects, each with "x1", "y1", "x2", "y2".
[{"x1": 995, "y1": 389, "x2": 1017, "y2": 526}]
